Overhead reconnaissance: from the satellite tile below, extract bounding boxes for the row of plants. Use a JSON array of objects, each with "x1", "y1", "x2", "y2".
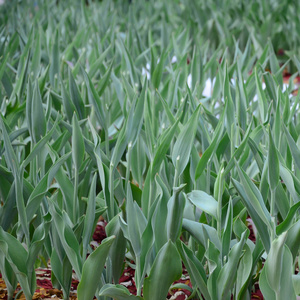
[{"x1": 1, "y1": 0, "x2": 300, "y2": 299}]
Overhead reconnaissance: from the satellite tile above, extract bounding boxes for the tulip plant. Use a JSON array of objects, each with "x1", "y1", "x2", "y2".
[{"x1": 0, "y1": 0, "x2": 300, "y2": 300}]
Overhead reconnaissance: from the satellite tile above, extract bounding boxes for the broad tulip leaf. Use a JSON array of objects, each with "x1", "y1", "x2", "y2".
[
  {"x1": 167, "y1": 184, "x2": 186, "y2": 242},
  {"x1": 31, "y1": 81, "x2": 46, "y2": 143},
  {"x1": 187, "y1": 190, "x2": 218, "y2": 221},
  {"x1": 232, "y1": 178, "x2": 271, "y2": 252},
  {"x1": 177, "y1": 241, "x2": 211, "y2": 300},
  {"x1": 283, "y1": 125, "x2": 300, "y2": 171},
  {"x1": 217, "y1": 230, "x2": 247, "y2": 300},
  {"x1": 143, "y1": 240, "x2": 182, "y2": 300},
  {"x1": 260, "y1": 233, "x2": 296, "y2": 300},
  {"x1": 77, "y1": 236, "x2": 115, "y2": 300},
  {"x1": 99, "y1": 284, "x2": 142, "y2": 300},
  {"x1": 182, "y1": 219, "x2": 221, "y2": 250},
  {"x1": 235, "y1": 244, "x2": 253, "y2": 299},
  {"x1": 285, "y1": 220, "x2": 300, "y2": 260},
  {"x1": 105, "y1": 215, "x2": 127, "y2": 283},
  {"x1": 0, "y1": 228, "x2": 33, "y2": 299}
]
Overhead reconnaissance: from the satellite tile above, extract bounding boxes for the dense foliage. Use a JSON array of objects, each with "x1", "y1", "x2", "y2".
[{"x1": 1, "y1": 0, "x2": 300, "y2": 299}]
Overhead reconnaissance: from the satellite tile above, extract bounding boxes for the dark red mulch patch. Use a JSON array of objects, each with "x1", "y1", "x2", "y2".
[
  {"x1": 71, "y1": 272, "x2": 79, "y2": 292},
  {"x1": 167, "y1": 264, "x2": 192, "y2": 299},
  {"x1": 251, "y1": 283, "x2": 264, "y2": 300},
  {"x1": 247, "y1": 217, "x2": 256, "y2": 243},
  {"x1": 119, "y1": 265, "x2": 137, "y2": 294},
  {"x1": 36, "y1": 268, "x2": 52, "y2": 290},
  {"x1": 92, "y1": 218, "x2": 107, "y2": 244}
]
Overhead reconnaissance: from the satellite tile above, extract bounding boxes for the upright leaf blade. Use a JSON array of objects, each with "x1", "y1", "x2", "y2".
[
  {"x1": 172, "y1": 105, "x2": 200, "y2": 176},
  {"x1": 143, "y1": 240, "x2": 182, "y2": 300},
  {"x1": 77, "y1": 236, "x2": 115, "y2": 300}
]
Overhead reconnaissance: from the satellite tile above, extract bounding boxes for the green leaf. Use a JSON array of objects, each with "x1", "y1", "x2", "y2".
[
  {"x1": 49, "y1": 202, "x2": 83, "y2": 279},
  {"x1": 99, "y1": 284, "x2": 142, "y2": 300},
  {"x1": 187, "y1": 190, "x2": 218, "y2": 221},
  {"x1": 285, "y1": 220, "x2": 300, "y2": 260},
  {"x1": 268, "y1": 129, "x2": 279, "y2": 191},
  {"x1": 292, "y1": 274, "x2": 300, "y2": 296},
  {"x1": 167, "y1": 184, "x2": 186, "y2": 242},
  {"x1": 31, "y1": 29, "x2": 41, "y2": 78},
  {"x1": 31, "y1": 80, "x2": 46, "y2": 143},
  {"x1": 235, "y1": 244, "x2": 253, "y2": 299},
  {"x1": 49, "y1": 30, "x2": 59, "y2": 87},
  {"x1": 105, "y1": 215, "x2": 127, "y2": 283},
  {"x1": 27, "y1": 214, "x2": 51, "y2": 269},
  {"x1": 232, "y1": 177, "x2": 271, "y2": 252},
  {"x1": 255, "y1": 67, "x2": 268, "y2": 121},
  {"x1": 172, "y1": 105, "x2": 200, "y2": 176},
  {"x1": 223, "y1": 119, "x2": 253, "y2": 176},
  {"x1": 123, "y1": 185, "x2": 147, "y2": 257},
  {"x1": 51, "y1": 250, "x2": 72, "y2": 300},
  {"x1": 69, "y1": 68, "x2": 85, "y2": 119},
  {"x1": 217, "y1": 230, "x2": 247, "y2": 300},
  {"x1": 61, "y1": 78, "x2": 76, "y2": 123},
  {"x1": 82, "y1": 68, "x2": 106, "y2": 130},
  {"x1": 234, "y1": 162, "x2": 271, "y2": 228},
  {"x1": 21, "y1": 115, "x2": 60, "y2": 169},
  {"x1": 97, "y1": 60, "x2": 114, "y2": 97},
  {"x1": 152, "y1": 49, "x2": 167, "y2": 90},
  {"x1": 0, "y1": 228, "x2": 34, "y2": 299},
  {"x1": 110, "y1": 101, "x2": 135, "y2": 170},
  {"x1": 182, "y1": 219, "x2": 221, "y2": 250},
  {"x1": 279, "y1": 165, "x2": 299, "y2": 204},
  {"x1": 82, "y1": 174, "x2": 97, "y2": 258},
  {"x1": 276, "y1": 201, "x2": 300, "y2": 235},
  {"x1": 151, "y1": 119, "x2": 179, "y2": 179},
  {"x1": 222, "y1": 199, "x2": 233, "y2": 259},
  {"x1": 260, "y1": 233, "x2": 296, "y2": 300},
  {"x1": 195, "y1": 110, "x2": 225, "y2": 180},
  {"x1": 143, "y1": 240, "x2": 182, "y2": 300},
  {"x1": 283, "y1": 124, "x2": 300, "y2": 171},
  {"x1": 0, "y1": 255, "x2": 18, "y2": 299},
  {"x1": 72, "y1": 113, "x2": 85, "y2": 171},
  {"x1": 0, "y1": 50, "x2": 9, "y2": 83},
  {"x1": 77, "y1": 236, "x2": 115, "y2": 300},
  {"x1": 177, "y1": 241, "x2": 211, "y2": 300},
  {"x1": 0, "y1": 115, "x2": 19, "y2": 171}
]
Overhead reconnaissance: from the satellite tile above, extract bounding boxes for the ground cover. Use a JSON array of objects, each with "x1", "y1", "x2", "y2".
[{"x1": 1, "y1": 1, "x2": 300, "y2": 299}]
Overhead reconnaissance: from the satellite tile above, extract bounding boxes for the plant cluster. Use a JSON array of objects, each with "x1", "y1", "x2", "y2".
[{"x1": 1, "y1": 0, "x2": 300, "y2": 299}]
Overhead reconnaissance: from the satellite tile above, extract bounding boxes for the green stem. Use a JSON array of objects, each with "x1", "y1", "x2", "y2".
[
  {"x1": 125, "y1": 142, "x2": 133, "y2": 195},
  {"x1": 109, "y1": 164, "x2": 115, "y2": 221},
  {"x1": 105, "y1": 128, "x2": 110, "y2": 157},
  {"x1": 136, "y1": 256, "x2": 142, "y2": 297},
  {"x1": 173, "y1": 167, "x2": 179, "y2": 188},
  {"x1": 73, "y1": 170, "x2": 79, "y2": 223},
  {"x1": 270, "y1": 188, "x2": 276, "y2": 218},
  {"x1": 217, "y1": 173, "x2": 224, "y2": 239},
  {"x1": 147, "y1": 179, "x2": 153, "y2": 218},
  {"x1": 206, "y1": 163, "x2": 211, "y2": 194},
  {"x1": 137, "y1": 140, "x2": 142, "y2": 188},
  {"x1": 270, "y1": 217, "x2": 276, "y2": 241}
]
